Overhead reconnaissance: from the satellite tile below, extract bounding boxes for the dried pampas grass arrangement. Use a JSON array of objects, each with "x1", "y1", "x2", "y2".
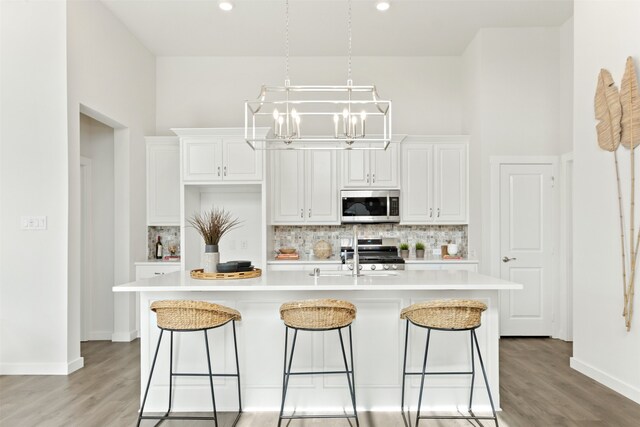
[{"x1": 188, "y1": 208, "x2": 242, "y2": 246}]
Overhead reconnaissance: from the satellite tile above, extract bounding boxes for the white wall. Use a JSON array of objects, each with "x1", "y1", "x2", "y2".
[
  {"x1": 571, "y1": 0, "x2": 640, "y2": 403},
  {"x1": 0, "y1": 1, "x2": 73, "y2": 374},
  {"x1": 462, "y1": 26, "x2": 572, "y2": 273},
  {"x1": 80, "y1": 114, "x2": 115, "y2": 340},
  {"x1": 67, "y1": 0, "x2": 156, "y2": 346},
  {"x1": 156, "y1": 56, "x2": 463, "y2": 135}
]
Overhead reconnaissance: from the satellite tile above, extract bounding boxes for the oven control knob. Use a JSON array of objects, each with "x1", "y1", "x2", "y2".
[
  {"x1": 383, "y1": 264, "x2": 390, "y2": 270},
  {"x1": 370, "y1": 264, "x2": 376, "y2": 270},
  {"x1": 392, "y1": 264, "x2": 398, "y2": 270},
  {"x1": 348, "y1": 264, "x2": 353, "y2": 270}
]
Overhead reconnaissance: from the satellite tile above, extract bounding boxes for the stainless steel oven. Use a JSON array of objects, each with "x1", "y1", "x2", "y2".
[{"x1": 340, "y1": 190, "x2": 400, "y2": 223}]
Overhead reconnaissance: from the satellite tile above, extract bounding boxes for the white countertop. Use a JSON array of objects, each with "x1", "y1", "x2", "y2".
[
  {"x1": 403, "y1": 256, "x2": 478, "y2": 264},
  {"x1": 135, "y1": 260, "x2": 181, "y2": 265},
  {"x1": 113, "y1": 269, "x2": 521, "y2": 292},
  {"x1": 267, "y1": 254, "x2": 341, "y2": 264}
]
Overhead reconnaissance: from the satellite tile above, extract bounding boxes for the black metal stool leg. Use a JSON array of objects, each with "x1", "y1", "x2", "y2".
[
  {"x1": 232, "y1": 321, "x2": 243, "y2": 419},
  {"x1": 415, "y1": 328, "x2": 431, "y2": 427},
  {"x1": 203, "y1": 330, "x2": 219, "y2": 427},
  {"x1": 348, "y1": 324, "x2": 359, "y2": 427},
  {"x1": 469, "y1": 329, "x2": 476, "y2": 414},
  {"x1": 339, "y1": 326, "x2": 359, "y2": 426},
  {"x1": 472, "y1": 329, "x2": 499, "y2": 427},
  {"x1": 401, "y1": 319, "x2": 409, "y2": 412},
  {"x1": 137, "y1": 329, "x2": 164, "y2": 427},
  {"x1": 278, "y1": 327, "x2": 298, "y2": 427},
  {"x1": 166, "y1": 331, "x2": 174, "y2": 418}
]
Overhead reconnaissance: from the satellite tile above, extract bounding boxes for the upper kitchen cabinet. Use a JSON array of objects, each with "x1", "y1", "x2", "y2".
[
  {"x1": 173, "y1": 128, "x2": 268, "y2": 183},
  {"x1": 146, "y1": 137, "x2": 180, "y2": 225},
  {"x1": 271, "y1": 150, "x2": 339, "y2": 225},
  {"x1": 342, "y1": 143, "x2": 399, "y2": 188},
  {"x1": 401, "y1": 136, "x2": 468, "y2": 224}
]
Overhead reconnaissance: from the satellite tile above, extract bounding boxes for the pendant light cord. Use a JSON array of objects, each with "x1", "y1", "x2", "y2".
[
  {"x1": 347, "y1": 0, "x2": 352, "y2": 84},
  {"x1": 285, "y1": 0, "x2": 290, "y2": 84}
]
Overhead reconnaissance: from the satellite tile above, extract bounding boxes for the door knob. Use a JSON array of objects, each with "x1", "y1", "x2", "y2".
[{"x1": 502, "y1": 256, "x2": 517, "y2": 263}]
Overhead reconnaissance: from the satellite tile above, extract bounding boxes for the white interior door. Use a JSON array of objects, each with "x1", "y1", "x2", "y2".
[{"x1": 499, "y1": 163, "x2": 554, "y2": 336}]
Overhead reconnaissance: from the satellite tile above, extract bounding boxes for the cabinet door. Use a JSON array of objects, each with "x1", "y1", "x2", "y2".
[
  {"x1": 306, "y1": 151, "x2": 339, "y2": 224},
  {"x1": 342, "y1": 149, "x2": 371, "y2": 187},
  {"x1": 371, "y1": 143, "x2": 399, "y2": 188},
  {"x1": 135, "y1": 264, "x2": 181, "y2": 279},
  {"x1": 271, "y1": 150, "x2": 305, "y2": 224},
  {"x1": 434, "y1": 143, "x2": 467, "y2": 223},
  {"x1": 401, "y1": 143, "x2": 434, "y2": 223},
  {"x1": 147, "y1": 139, "x2": 180, "y2": 225},
  {"x1": 182, "y1": 138, "x2": 223, "y2": 182},
  {"x1": 223, "y1": 137, "x2": 262, "y2": 181}
]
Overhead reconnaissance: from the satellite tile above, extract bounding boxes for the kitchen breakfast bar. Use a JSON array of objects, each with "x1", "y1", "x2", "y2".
[{"x1": 114, "y1": 269, "x2": 521, "y2": 415}]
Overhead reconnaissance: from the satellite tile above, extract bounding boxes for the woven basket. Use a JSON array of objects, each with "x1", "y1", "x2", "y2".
[
  {"x1": 400, "y1": 299, "x2": 487, "y2": 329},
  {"x1": 151, "y1": 300, "x2": 241, "y2": 330},
  {"x1": 280, "y1": 299, "x2": 356, "y2": 329}
]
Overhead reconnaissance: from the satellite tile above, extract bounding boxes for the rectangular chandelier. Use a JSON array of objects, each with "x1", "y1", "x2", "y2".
[{"x1": 244, "y1": 82, "x2": 392, "y2": 150}]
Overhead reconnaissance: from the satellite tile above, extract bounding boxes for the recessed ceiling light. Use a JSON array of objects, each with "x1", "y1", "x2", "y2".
[
  {"x1": 218, "y1": 0, "x2": 233, "y2": 11},
  {"x1": 376, "y1": 1, "x2": 390, "y2": 11}
]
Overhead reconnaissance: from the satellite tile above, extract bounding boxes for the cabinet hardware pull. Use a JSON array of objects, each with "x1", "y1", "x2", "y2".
[
  {"x1": 366, "y1": 173, "x2": 370, "y2": 184},
  {"x1": 372, "y1": 173, "x2": 376, "y2": 183},
  {"x1": 308, "y1": 209, "x2": 311, "y2": 218},
  {"x1": 437, "y1": 208, "x2": 440, "y2": 218},
  {"x1": 217, "y1": 166, "x2": 221, "y2": 177},
  {"x1": 300, "y1": 208, "x2": 303, "y2": 218},
  {"x1": 224, "y1": 166, "x2": 227, "y2": 176},
  {"x1": 429, "y1": 208, "x2": 433, "y2": 218}
]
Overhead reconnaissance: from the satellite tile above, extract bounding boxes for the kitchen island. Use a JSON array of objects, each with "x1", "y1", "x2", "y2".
[{"x1": 114, "y1": 269, "x2": 521, "y2": 414}]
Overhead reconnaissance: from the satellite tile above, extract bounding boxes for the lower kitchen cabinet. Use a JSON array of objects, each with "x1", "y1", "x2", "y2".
[{"x1": 267, "y1": 262, "x2": 342, "y2": 272}]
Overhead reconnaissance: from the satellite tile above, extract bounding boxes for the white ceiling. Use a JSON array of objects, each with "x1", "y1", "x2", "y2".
[{"x1": 101, "y1": 0, "x2": 573, "y2": 56}]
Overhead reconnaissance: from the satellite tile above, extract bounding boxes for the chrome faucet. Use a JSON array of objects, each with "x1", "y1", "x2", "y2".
[{"x1": 352, "y1": 225, "x2": 360, "y2": 276}]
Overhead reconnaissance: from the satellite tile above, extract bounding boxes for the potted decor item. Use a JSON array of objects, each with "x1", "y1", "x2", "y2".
[
  {"x1": 415, "y1": 242, "x2": 425, "y2": 258},
  {"x1": 188, "y1": 208, "x2": 242, "y2": 273},
  {"x1": 399, "y1": 243, "x2": 410, "y2": 259}
]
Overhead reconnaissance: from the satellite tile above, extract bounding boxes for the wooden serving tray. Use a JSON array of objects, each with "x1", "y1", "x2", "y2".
[{"x1": 190, "y1": 268, "x2": 262, "y2": 280}]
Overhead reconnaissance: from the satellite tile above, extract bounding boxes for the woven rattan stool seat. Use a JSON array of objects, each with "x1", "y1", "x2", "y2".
[
  {"x1": 400, "y1": 299, "x2": 487, "y2": 329},
  {"x1": 279, "y1": 299, "x2": 356, "y2": 329},
  {"x1": 151, "y1": 300, "x2": 241, "y2": 330}
]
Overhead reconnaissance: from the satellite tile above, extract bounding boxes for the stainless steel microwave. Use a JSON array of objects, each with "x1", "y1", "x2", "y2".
[{"x1": 340, "y1": 190, "x2": 400, "y2": 223}]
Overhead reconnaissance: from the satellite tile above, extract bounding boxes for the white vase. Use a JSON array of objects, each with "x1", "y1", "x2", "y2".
[{"x1": 203, "y1": 245, "x2": 220, "y2": 273}]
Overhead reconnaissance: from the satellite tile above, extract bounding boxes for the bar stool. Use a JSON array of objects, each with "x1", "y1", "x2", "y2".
[
  {"x1": 137, "y1": 300, "x2": 242, "y2": 427},
  {"x1": 278, "y1": 299, "x2": 359, "y2": 427},
  {"x1": 400, "y1": 299, "x2": 498, "y2": 427}
]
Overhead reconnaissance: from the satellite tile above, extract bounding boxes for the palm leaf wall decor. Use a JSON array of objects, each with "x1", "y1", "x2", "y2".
[
  {"x1": 595, "y1": 68, "x2": 627, "y2": 320},
  {"x1": 621, "y1": 56, "x2": 640, "y2": 330}
]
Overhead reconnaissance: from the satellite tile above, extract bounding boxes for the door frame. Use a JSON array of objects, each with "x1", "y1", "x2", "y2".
[
  {"x1": 559, "y1": 152, "x2": 574, "y2": 341},
  {"x1": 490, "y1": 156, "x2": 560, "y2": 337},
  {"x1": 80, "y1": 156, "x2": 93, "y2": 342}
]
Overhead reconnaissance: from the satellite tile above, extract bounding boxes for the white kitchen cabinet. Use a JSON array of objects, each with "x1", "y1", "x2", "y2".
[
  {"x1": 271, "y1": 150, "x2": 339, "y2": 224},
  {"x1": 175, "y1": 128, "x2": 266, "y2": 183},
  {"x1": 146, "y1": 137, "x2": 180, "y2": 225},
  {"x1": 342, "y1": 143, "x2": 399, "y2": 188},
  {"x1": 267, "y1": 263, "x2": 342, "y2": 272},
  {"x1": 401, "y1": 137, "x2": 468, "y2": 224}
]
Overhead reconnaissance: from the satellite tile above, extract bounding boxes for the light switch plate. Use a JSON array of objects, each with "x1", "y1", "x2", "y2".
[{"x1": 21, "y1": 216, "x2": 47, "y2": 230}]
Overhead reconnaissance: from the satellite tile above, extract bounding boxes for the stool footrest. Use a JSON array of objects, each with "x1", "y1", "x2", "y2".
[
  {"x1": 286, "y1": 370, "x2": 352, "y2": 376},
  {"x1": 139, "y1": 415, "x2": 216, "y2": 421},
  {"x1": 404, "y1": 371, "x2": 473, "y2": 376},
  {"x1": 171, "y1": 372, "x2": 239, "y2": 378},
  {"x1": 417, "y1": 414, "x2": 497, "y2": 421},
  {"x1": 280, "y1": 414, "x2": 358, "y2": 420}
]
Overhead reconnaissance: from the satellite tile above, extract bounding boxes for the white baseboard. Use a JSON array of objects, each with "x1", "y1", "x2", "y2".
[
  {"x1": 570, "y1": 357, "x2": 640, "y2": 403},
  {"x1": 0, "y1": 357, "x2": 84, "y2": 375},
  {"x1": 112, "y1": 329, "x2": 138, "y2": 342},
  {"x1": 89, "y1": 331, "x2": 113, "y2": 341}
]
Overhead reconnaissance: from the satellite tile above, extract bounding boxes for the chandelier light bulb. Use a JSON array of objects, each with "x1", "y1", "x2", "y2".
[
  {"x1": 272, "y1": 109, "x2": 279, "y2": 120},
  {"x1": 218, "y1": 1, "x2": 233, "y2": 11},
  {"x1": 376, "y1": 1, "x2": 390, "y2": 12}
]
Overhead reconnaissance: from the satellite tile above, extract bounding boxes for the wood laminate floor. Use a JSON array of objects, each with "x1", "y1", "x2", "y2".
[{"x1": 1, "y1": 338, "x2": 639, "y2": 426}]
